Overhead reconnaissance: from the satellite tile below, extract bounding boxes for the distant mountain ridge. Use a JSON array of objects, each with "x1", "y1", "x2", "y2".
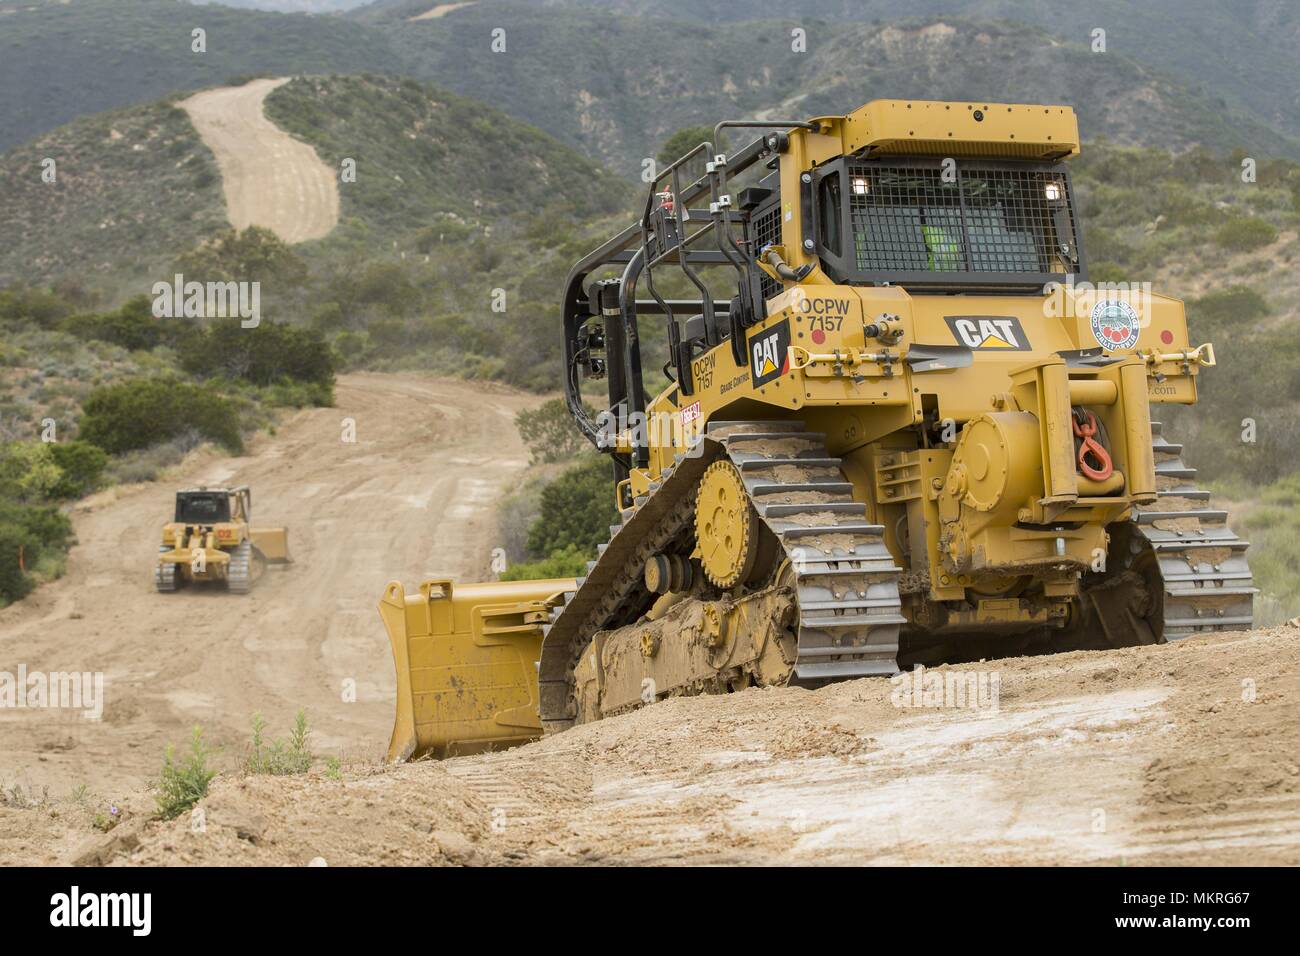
[
  {"x1": 360, "y1": 0, "x2": 1300, "y2": 146},
  {"x1": 379, "y1": 6, "x2": 1297, "y2": 172}
]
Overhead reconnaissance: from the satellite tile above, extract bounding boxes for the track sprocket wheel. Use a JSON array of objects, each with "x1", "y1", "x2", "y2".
[{"x1": 695, "y1": 460, "x2": 759, "y2": 588}]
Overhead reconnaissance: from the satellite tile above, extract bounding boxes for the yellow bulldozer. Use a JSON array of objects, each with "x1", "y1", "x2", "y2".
[
  {"x1": 155, "y1": 486, "x2": 291, "y2": 593},
  {"x1": 381, "y1": 98, "x2": 1254, "y2": 762}
]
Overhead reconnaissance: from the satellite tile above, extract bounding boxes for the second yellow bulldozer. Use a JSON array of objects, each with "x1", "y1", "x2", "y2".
[
  {"x1": 381, "y1": 98, "x2": 1254, "y2": 761},
  {"x1": 155, "y1": 486, "x2": 290, "y2": 593}
]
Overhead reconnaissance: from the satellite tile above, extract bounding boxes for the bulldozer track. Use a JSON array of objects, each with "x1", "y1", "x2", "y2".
[
  {"x1": 708, "y1": 420, "x2": 904, "y2": 680},
  {"x1": 153, "y1": 545, "x2": 177, "y2": 593},
  {"x1": 1131, "y1": 422, "x2": 1255, "y2": 638},
  {"x1": 539, "y1": 455, "x2": 707, "y2": 732},
  {"x1": 227, "y1": 540, "x2": 252, "y2": 594},
  {"x1": 539, "y1": 421, "x2": 903, "y2": 730}
]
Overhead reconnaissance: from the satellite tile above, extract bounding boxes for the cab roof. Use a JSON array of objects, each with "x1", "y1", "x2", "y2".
[{"x1": 812, "y1": 99, "x2": 1080, "y2": 161}]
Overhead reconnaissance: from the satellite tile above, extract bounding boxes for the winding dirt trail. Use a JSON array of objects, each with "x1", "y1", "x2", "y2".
[
  {"x1": 179, "y1": 77, "x2": 339, "y2": 243},
  {"x1": 0, "y1": 374, "x2": 537, "y2": 800}
]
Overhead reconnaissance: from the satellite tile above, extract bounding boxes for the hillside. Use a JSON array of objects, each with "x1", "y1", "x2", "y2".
[
  {"x1": 262, "y1": 73, "x2": 629, "y2": 238},
  {"x1": 0, "y1": 99, "x2": 227, "y2": 289},
  {"x1": 180, "y1": 77, "x2": 341, "y2": 243},
  {"x1": 0, "y1": 73, "x2": 636, "y2": 496}
]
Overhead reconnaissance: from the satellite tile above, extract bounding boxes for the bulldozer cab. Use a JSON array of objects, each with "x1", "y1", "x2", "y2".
[
  {"x1": 173, "y1": 486, "x2": 251, "y2": 526},
  {"x1": 175, "y1": 489, "x2": 232, "y2": 525}
]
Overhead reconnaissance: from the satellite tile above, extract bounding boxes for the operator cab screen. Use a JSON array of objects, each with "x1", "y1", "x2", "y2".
[
  {"x1": 175, "y1": 492, "x2": 230, "y2": 525},
  {"x1": 813, "y1": 156, "x2": 1083, "y2": 288}
]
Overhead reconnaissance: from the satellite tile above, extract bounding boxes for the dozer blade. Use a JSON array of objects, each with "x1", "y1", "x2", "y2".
[
  {"x1": 379, "y1": 576, "x2": 575, "y2": 763},
  {"x1": 158, "y1": 546, "x2": 230, "y2": 569},
  {"x1": 250, "y1": 527, "x2": 291, "y2": 563}
]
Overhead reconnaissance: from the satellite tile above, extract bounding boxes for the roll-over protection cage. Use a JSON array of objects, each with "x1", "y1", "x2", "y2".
[{"x1": 561, "y1": 120, "x2": 820, "y2": 486}]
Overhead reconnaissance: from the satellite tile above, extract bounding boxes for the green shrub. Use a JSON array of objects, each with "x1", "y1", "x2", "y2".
[
  {"x1": 514, "y1": 398, "x2": 594, "y2": 465},
  {"x1": 178, "y1": 321, "x2": 334, "y2": 392},
  {"x1": 244, "y1": 710, "x2": 313, "y2": 776},
  {"x1": 155, "y1": 726, "x2": 217, "y2": 821},
  {"x1": 79, "y1": 377, "x2": 243, "y2": 454},
  {"x1": 61, "y1": 295, "x2": 181, "y2": 352},
  {"x1": 525, "y1": 456, "x2": 618, "y2": 559},
  {"x1": 347, "y1": 262, "x2": 421, "y2": 317},
  {"x1": 259, "y1": 378, "x2": 334, "y2": 408},
  {"x1": 47, "y1": 441, "x2": 108, "y2": 499},
  {"x1": 0, "y1": 442, "x2": 62, "y2": 502},
  {"x1": 172, "y1": 226, "x2": 308, "y2": 287},
  {"x1": 6, "y1": 502, "x2": 73, "y2": 559},
  {"x1": 1087, "y1": 261, "x2": 1131, "y2": 286},
  {"x1": 0, "y1": 286, "x2": 77, "y2": 329},
  {"x1": 1214, "y1": 216, "x2": 1278, "y2": 252},
  {"x1": 657, "y1": 124, "x2": 713, "y2": 167},
  {"x1": 1188, "y1": 285, "x2": 1269, "y2": 336},
  {"x1": 310, "y1": 301, "x2": 346, "y2": 333},
  {"x1": 1081, "y1": 226, "x2": 1144, "y2": 272},
  {"x1": 0, "y1": 524, "x2": 34, "y2": 604},
  {"x1": 415, "y1": 220, "x2": 475, "y2": 251},
  {"x1": 1242, "y1": 473, "x2": 1300, "y2": 625},
  {"x1": 499, "y1": 543, "x2": 590, "y2": 581}
]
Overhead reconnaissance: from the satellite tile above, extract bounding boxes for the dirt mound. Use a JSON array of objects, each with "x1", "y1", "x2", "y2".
[{"x1": 12, "y1": 625, "x2": 1293, "y2": 867}]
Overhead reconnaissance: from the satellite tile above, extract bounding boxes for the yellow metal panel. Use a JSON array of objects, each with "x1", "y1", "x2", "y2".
[
  {"x1": 1119, "y1": 361, "x2": 1157, "y2": 501},
  {"x1": 840, "y1": 100, "x2": 1079, "y2": 159}
]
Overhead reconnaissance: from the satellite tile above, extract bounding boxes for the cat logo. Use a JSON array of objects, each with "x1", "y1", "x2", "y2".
[
  {"x1": 748, "y1": 319, "x2": 792, "y2": 387},
  {"x1": 944, "y1": 315, "x2": 1031, "y2": 351}
]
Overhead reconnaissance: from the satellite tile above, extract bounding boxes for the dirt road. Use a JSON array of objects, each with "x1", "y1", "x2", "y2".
[
  {"x1": 0, "y1": 374, "x2": 537, "y2": 800},
  {"x1": 178, "y1": 77, "x2": 340, "y2": 243}
]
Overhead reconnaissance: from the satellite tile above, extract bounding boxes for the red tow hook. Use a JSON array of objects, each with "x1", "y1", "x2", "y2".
[{"x1": 1072, "y1": 409, "x2": 1113, "y2": 481}]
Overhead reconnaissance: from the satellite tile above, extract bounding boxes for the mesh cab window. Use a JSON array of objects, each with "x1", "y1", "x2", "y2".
[
  {"x1": 749, "y1": 203, "x2": 783, "y2": 300},
  {"x1": 176, "y1": 494, "x2": 230, "y2": 524},
  {"x1": 846, "y1": 161, "x2": 1075, "y2": 277}
]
